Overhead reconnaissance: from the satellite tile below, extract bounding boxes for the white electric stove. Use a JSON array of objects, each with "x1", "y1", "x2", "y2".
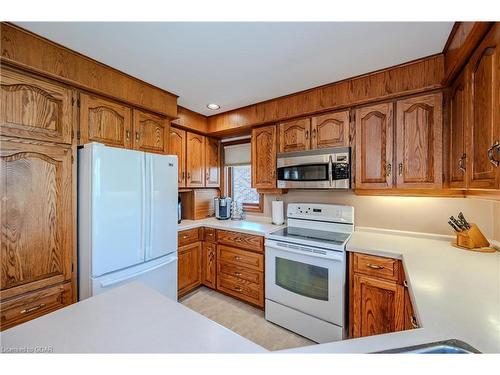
[{"x1": 265, "y1": 203, "x2": 354, "y2": 343}]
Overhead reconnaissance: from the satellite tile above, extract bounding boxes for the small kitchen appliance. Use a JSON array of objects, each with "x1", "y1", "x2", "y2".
[
  {"x1": 265, "y1": 203, "x2": 354, "y2": 343},
  {"x1": 214, "y1": 197, "x2": 232, "y2": 220}
]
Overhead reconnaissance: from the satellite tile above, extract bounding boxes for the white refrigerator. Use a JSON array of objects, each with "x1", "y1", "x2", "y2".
[{"x1": 78, "y1": 143, "x2": 178, "y2": 301}]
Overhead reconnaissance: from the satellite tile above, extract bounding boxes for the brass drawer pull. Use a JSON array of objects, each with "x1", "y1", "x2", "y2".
[
  {"x1": 398, "y1": 163, "x2": 403, "y2": 176},
  {"x1": 126, "y1": 130, "x2": 130, "y2": 141},
  {"x1": 403, "y1": 280, "x2": 408, "y2": 287},
  {"x1": 135, "y1": 132, "x2": 140, "y2": 141},
  {"x1": 21, "y1": 303, "x2": 46, "y2": 314},
  {"x1": 234, "y1": 256, "x2": 242, "y2": 260},
  {"x1": 366, "y1": 263, "x2": 385, "y2": 270},
  {"x1": 235, "y1": 238, "x2": 242, "y2": 242},
  {"x1": 386, "y1": 163, "x2": 392, "y2": 177},
  {"x1": 458, "y1": 153, "x2": 467, "y2": 172},
  {"x1": 487, "y1": 141, "x2": 500, "y2": 167},
  {"x1": 234, "y1": 272, "x2": 242, "y2": 277},
  {"x1": 234, "y1": 286, "x2": 242, "y2": 292},
  {"x1": 410, "y1": 315, "x2": 419, "y2": 329},
  {"x1": 182, "y1": 235, "x2": 189, "y2": 239}
]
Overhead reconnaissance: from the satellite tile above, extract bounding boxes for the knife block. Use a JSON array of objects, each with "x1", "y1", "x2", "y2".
[{"x1": 453, "y1": 223, "x2": 495, "y2": 252}]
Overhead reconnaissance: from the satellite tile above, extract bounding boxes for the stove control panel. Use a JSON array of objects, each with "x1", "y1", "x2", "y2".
[{"x1": 287, "y1": 203, "x2": 353, "y2": 224}]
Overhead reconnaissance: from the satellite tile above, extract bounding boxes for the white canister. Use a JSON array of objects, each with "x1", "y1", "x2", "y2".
[{"x1": 272, "y1": 200, "x2": 285, "y2": 225}]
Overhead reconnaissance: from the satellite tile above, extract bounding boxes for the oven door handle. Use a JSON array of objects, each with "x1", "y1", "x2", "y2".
[
  {"x1": 328, "y1": 156, "x2": 334, "y2": 187},
  {"x1": 265, "y1": 240, "x2": 345, "y2": 262}
]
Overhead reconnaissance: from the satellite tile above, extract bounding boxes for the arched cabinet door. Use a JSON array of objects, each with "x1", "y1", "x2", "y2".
[
  {"x1": 251, "y1": 125, "x2": 277, "y2": 189},
  {"x1": 0, "y1": 67, "x2": 73, "y2": 144},
  {"x1": 186, "y1": 132, "x2": 206, "y2": 187},
  {"x1": 0, "y1": 138, "x2": 74, "y2": 300},
  {"x1": 311, "y1": 110, "x2": 349, "y2": 149},
  {"x1": 132, "y1": 109, "x2": 169, "y2": 154},
  {"x1": 205, "y1": 137, "x2": 220, "y2": 187},
  {"x1": 278, "y1": 118, "x2": 311, "y2": 153},
  {"x1": 169, "y1": 127, "x2": 186, "y2": 187}
]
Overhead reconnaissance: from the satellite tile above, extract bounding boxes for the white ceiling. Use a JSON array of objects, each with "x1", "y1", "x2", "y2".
[{"x1": 16, "y1": 22, "x2": 453, "y2": 116}]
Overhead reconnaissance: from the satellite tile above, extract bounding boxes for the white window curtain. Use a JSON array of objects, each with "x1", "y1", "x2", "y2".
[{"x1": 224, "y1": 143, "x2": 251, "y2": 166}]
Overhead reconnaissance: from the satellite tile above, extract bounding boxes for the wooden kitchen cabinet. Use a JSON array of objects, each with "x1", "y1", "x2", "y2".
[
  {"x1": 354, "y1": 103, "x2": 394, "y2": 189},
  {"x1": 395, "y1": 93, "x2": 443, "y2": 189},
  {"x1": 132, "y1": 109, "x2": 169, "y2": 154},
  {"x1": 178, "y1": 241, "x2": 202, "y2": 297},
  {"x1": 186, "y1": 132, "x2": 206, "y2": 187},
  {"x1": 278, "y1": 118, "x2": 311, "y2": 153},
  {"x1": 202, "y1": 242, "x2": 217, "y2": 289},
  {"x1": 448, "y1": 71, "x2": 469, "y2": 189},
  {"x1": 169, "y1": 126, "x2": 186, "y2": 187},
  {"x1": 0, "y1": 67, "x2": 73, "y2": 145},
  {"x1": 251, "y1": 125, "x2": 277, "y2": 189},
  {"x1": 311, "y1": 110, "x2": 350, "y2": 149},
  {"x1": 80, "y1": 92, "x2": 132, "y2": 149},
  {"x1": 205, "y1": 137, "x2": 220, "y2": 187}
]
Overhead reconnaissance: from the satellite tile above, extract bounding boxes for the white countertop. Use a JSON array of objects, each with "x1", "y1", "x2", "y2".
[
  {"x1": 282, "y1": 228, "x2": 500, "y2": 353},
  {"x1": 0, "y1": 282, "x2": 266, "y2": 353},
  {"x1": 178, "y1": 216, "x2": 284, "y2": 236}
]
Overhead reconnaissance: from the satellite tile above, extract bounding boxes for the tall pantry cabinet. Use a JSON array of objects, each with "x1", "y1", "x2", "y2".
[{"x1": 0, "y1": 66, "x2": 76, "y2": 330}]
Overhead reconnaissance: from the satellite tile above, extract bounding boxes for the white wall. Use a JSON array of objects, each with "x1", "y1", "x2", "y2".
[{"x1": 258, "y1": 191, "x2": 499, "y2": 240}]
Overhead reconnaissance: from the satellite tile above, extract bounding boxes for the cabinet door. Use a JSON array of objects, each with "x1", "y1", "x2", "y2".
[
  {"x1": 80, "y1": 93, "x2": 132, "y2": 148},
  {"x1": 202, "y1": 242, "x2": 217, "y2": 289},
  {"x1": 169, "y1": 127, "x2": 186, "y2": 187},
  {"x1": 205, "y1": 137, "x2": 220, "y2": 187},
  {"x1": 1, "y1": 138, "x2": 74, "y2": 300},
  {"x1": 132, "y1": 109, "x2": 169, "y2": 154},
  {"x1": 278, "y1": 118, "x2": 311, "y2": 153},
  {"x1": 395, "y1": 93, "x2": 443, "y2": 189},
  {"x1": 449, "y1": 72, "x2": 468, "y2": 189},
  {"x1": 186, "y1": 132, "x2": 206, "y2": 187},
  {"x1": 404, "y1": 287, "x2": 418, "y2": 331},
  {"x1": 251, "y1": 125, "x2": 277, "y2": 189},
  {"x1": 0, "y1": 67, "x2": 73, "y2": 144},
  {"x1": 352, "y1": 274, "x2": 404, "y2": 338},
  {"x1": 355, "y1": 103, "x2": 394, "y2": 189},
  {"x1": 311, "y1": 110, "x2": 349, "y2": 149},
  {"x1": 467, "y1": 28, "x2": 500, "y2": 190},
  {"x1": 178, "y1": 242, "x2": 202, "y2": 297}
]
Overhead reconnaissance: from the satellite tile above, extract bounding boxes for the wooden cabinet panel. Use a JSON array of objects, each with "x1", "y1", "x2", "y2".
[
  {"x1": 355, "y1": 103, "x2": 394, "y2": 189},
  {"x1": 251, "y1": 125, "x2": 277, "y2": 189},
  {"x1": 217, "y1": 270, "x2": 263, "y2": 308},
  {"x1": 217, "y1": 245, "x2": 264, "y2": 272},
  {"x1": 1, "y1": 282, "x2": 72, "y2": 331},
  {"x1": 467, "y1": 28, "x2": 500, "y2": 190},
  {"x1": 132, "y1": 109, "x2": 169, "y2": 154},
  {"x1": 404, "y1": 287, "x2": 419, "y2": 330},
  {"x1": 169, "y1": 126, "x2": 186, "y2": 187},
  {"x1": 0, "y1": 138, "x2": 74, "y2": 300},
  {"x1": 353, "y1": 253, "x2": 401, "y2": 283},
  {"x1": 278, "y1": 118, "x2": 311, "y2": 153},
  {"x1": 178, "y1": 228, "x2": 202, "y2": 247},
  {"x1": 202, "y1": 242, "x2": 217, "y2": 289},
  {"x1": 352, "y1": 274, "x2": 405, "y2": 338},
  {"x1": 0, "y1": 67, "x2": 73, "y2": 144},
  {"x1": 311, "y1": 110, "x2": 349, "y2": 149},
  {"x1": 203, "y1": 227, "x2": 216, "y2": 242},
  {"x1": 205, "y1": 137, "x2": 220, "y2": 187},
  {"x1": 395, "y1": 93, "x2": 443, "y2": 189},
  {"x1": 449, "y1": 72, "x2": 469, "y2": 189},
  {"x1": 178, "y1": 242, "x2": 202, "y2": 297},
  {"x1": 218, "y1": 262, "x2": 263, "y2": 285},
  {"x1": 186, "y1": 132, "x2": 206, "y2": 187},
  {"x1": 80, "y1": 93, "x2": 132, "y2": 149},
  {"x1": 216, "y1": 230, "x2": 264, "y2": 253}
]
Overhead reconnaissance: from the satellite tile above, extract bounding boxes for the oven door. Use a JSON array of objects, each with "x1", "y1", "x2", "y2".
[
  {"x1": 265, "y1": 240, "x2": 344, "y2": 326},
  {"x1": 277, "y1": 153, "x2": 332, "y2": 189}
]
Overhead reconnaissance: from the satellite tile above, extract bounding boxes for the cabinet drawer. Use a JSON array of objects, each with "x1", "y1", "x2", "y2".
[
  {"x1": 203, "y1": 227, "x2": 216, "y2": 242},
  {"x1": 217, "y1": 245, "x2": 264, "y2": 271},
  {"x1": 216, "y1": 230, "x2": 264, "y2": 253},
  {"x1": 218, "y1": 261, "x2": 263, "y2": 285},
  {"x1": 352, "y1": 252, "x2": 401, "y2": 282},
  {"x1": 178, "y1": 228, "x2": 201, "y2": 247},
  {"x1": 217, "y1": 271, "x2": 263, "y2": 307},
  {"x1": 1, "y1": 283, "x2": 72, "y2": 331}
]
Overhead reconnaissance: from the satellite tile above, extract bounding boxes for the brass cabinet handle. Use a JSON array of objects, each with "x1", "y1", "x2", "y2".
[
  {"x1": 366, "y1": 263, "x2": 385, "y2": 270},
  {"x1": 458, "y1": 153, "x2": 467, "y2": 172},
  {"x1": 403, "y1": 280, "x2": 408, "y2": 287},
  {"x1": 21, "y1": 303, "x2": 46, "y2": 314},
  {"x1": 410, "y1": 315, "x2": 419, "y2": 329},
  {"x1": 234, "y1": 256, "x2": 242, "y2": 260},
  {"x1": 187, "y1": 172, "x2": 191, "y2": 180},
  {"x1": 182, "y1": 235, "x2": 189, "y2": 239},
  {"x1": 135, "y1": 132, "x2": 140, "y2": 141},
  {"x1": 398, "y1": 163, "x2": 403, "y2": 176},
  {"x1": 182, "y1": 171, "x2": 185, "y2": 181},
  {"x1": 206, "y1": 171, "x2": 209, "y2": 180},
  {"x1": 126, "y1": 130, "x2": 130, "y2": 141},
  {"x1": 386, "y1": 163, "x2": 392, "y2": 177},
  {"x1": 312, "y1": 129, "x2": 316, "y2": 138},
  {"x1": 234, "y1": 272, "x2": 242, "y2": 277},
  {"x1": 234, "y1": 286, "x2": 242, "y2": 292},
  {"x1": 487, "y1": 141, "x2": 500, "y2": 167},
  {"x1": 305, "y1": 130, "x2": 309, "y2": 140}
]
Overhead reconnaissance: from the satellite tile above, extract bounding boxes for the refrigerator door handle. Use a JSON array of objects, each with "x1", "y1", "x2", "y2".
[{"x1": 99, "y1": 255, "x2": 178, "y2": 288}]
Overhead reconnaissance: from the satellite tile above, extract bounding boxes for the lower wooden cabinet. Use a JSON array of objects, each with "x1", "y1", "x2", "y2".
[
  {"x1": 349, "y1": 252, "x2": 417, "y2": 338},
  {"x1": 178, "y1": 241, "x2": 202, "y2": 297},
  {"x1": 202, "y1": 242, "x2": 217, "y2": 289}
]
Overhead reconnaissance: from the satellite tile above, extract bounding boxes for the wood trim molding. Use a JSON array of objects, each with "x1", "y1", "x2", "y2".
[
  {"x1": 0, "y1": 22, "x2": 178, "y2": 118},
  {"x1": 207, "y1": 54, "x2": 445, "y2": 136},
  {"x1": 172, "y1": 106, "x2": 209, "y2": 134}
]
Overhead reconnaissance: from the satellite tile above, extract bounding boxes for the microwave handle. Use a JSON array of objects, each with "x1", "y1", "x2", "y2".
[{"x1": 329, "y1": 155, "x2": 334, "y2": 187}]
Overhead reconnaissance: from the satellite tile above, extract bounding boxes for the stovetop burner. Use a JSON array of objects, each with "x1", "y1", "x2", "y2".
[{"x1": 269, "y1": 226, "x2": 351, "y2": 247}]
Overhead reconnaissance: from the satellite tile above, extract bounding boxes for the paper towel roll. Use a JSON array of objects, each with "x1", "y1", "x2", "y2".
[{"x1": 272, "y1": 200, "x2": 284, "y2": 225}]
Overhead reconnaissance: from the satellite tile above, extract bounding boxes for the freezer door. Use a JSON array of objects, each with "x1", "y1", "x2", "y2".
[
  {"x1": 146, "y1": 153, "x2": 178, "y2": 261},
  {"x1": 91, "y1": 144, "x2": 146, "y2": 276}
]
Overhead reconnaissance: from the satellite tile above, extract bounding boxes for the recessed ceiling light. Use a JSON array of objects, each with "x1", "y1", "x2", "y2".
[{"x1": 207, "y1": 103, "x2": 220, "y2": 110}]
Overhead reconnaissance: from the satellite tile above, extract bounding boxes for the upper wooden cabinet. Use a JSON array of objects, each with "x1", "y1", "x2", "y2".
[
  {"x1": 0, "y1": 67, "x2": 73, "y2": 145},
  {"x1": 169, "y1": 127, "x2": 186, "y2": 187},
  {"x1": 395, "y1": 93, "x2": 443, "y2": 189},
  {"x1": 205, "y1": 137, "x2": 220, "y2": 187},
  {"x1": 80, "y1": 93, "x2": 132, "y2": 149},
  {"x1": 186, "y1": 132, "x2": 206, "y2": 187},
  {"x1": 311, "y1": 110, "x2": 350, "y2": 149},
  {"x1": 449, "y1": 72, "x2": 468, "y2": 189},
  {"x1": 278, "y1": 118, "x2": 311, "y2": 153},
  {"x1": 0, "y1": 138, "x2": 74, "y2": 300},
  {"x1": 467, "y1": 27, "x2": 500, "y2": 190},
  {"x1": 252, "y1": 125, "x2": 277, "y2": 189},
  {"x1": 355, "y1": 103, "x2": 394, "y2": 189},
  {"x1": 132, "y1": 109, "x2": 169, "y2": 154}
]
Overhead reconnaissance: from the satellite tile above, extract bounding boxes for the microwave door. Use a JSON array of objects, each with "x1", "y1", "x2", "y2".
[{"x1": 277, "y1": 163, "x2": 331, "y2": 188}]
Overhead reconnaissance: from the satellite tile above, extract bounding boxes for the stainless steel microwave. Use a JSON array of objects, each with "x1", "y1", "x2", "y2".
[{"x1": 277, "y1": 147, "x2": 350, "y2": 189}]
